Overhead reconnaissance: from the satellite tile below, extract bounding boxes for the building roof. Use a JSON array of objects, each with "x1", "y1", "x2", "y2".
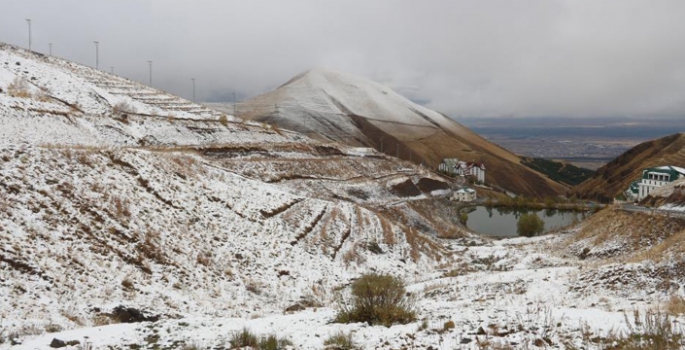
[
  {"x1": 456, "y1": 187, "x2": 476, "y2": 194},
  {"x1": 441, "y1": 158, "x2": 460, "y2": 167},
  {"x1": 642, "y1": 166, "x2": 685, "y2": 180},
  {"x1": 629, "y1": 180, "x2": 639, "y2": 194}
]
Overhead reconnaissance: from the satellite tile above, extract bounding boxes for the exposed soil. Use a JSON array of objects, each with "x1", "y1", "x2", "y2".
[
  {"x1": 389, "y1": 179, "x2": 422, "y2": 197},
  {"x1": 416, "y1": 177, "x2": 450, "y2": 193}
]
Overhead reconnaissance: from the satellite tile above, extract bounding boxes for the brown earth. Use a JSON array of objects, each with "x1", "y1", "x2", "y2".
[{"x1": 572, "y1": 133, "x2": 685, "y2": 202}]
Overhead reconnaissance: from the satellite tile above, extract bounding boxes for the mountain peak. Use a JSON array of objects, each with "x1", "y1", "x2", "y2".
[{"x1": 230, "y1": 69, "x2": 569, "y2": 198}]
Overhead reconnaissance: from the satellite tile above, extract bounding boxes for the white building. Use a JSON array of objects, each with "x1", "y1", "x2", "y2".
[
  {"x1": 438, "y1": 158, "x2": 486, "y2": 183},
  {"x1": 452, "y1": 187, "x2": 477, "y2": 202},
  {"x1": 633, "y1": 166, "x2": 685, "y2": 200}
]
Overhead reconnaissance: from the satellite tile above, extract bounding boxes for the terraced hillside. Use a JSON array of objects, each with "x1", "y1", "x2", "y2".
[{"x1": 0, "y1": 43, "x2": 460, "y2": 335}]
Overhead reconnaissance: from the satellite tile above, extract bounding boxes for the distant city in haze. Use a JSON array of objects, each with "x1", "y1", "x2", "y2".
[{"x1": 460, "y1": 116, "x2": 685, "y2": 169}]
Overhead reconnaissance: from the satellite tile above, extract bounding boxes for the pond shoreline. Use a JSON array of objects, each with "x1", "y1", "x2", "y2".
[{"x1": 456, "y1": 204, "x2": 591, "y2": 238}]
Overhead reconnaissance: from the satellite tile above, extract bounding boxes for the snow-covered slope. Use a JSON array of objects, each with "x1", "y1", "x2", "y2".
[
  {"x1": 4, "y1": 43, "x2": 681, "y2": 350},
  {"x1": 0, "y1": 44, "x2": 230, "y2": 122},
  {"x1": 0, "y1": 43, "x2": 465, "y2": 338},
  {"x1": 0, "y1": 43, "x2": 301, "y2": 149},
  {"x1": 211, "y1": 69, "x2": 568, "y2": 198},
  {"x1": 0, "y1": 145, "x2": 448, "y2": 327}
]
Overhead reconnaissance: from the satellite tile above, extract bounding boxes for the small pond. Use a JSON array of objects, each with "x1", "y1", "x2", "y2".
[{"x1": 463, "y1": 206, "x2": 589, "y2": 237}]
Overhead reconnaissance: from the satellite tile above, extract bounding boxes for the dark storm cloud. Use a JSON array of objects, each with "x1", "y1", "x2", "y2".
[{"x1": 2, "y1": 0, "x2": 684, "y2": 118}]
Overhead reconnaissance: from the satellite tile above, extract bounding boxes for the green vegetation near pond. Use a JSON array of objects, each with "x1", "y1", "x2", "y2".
[
  {"x1": 521, "y1": 157, "x2": 594, "y2": 186},
  {"x1": 483, "y1": 195, "x2": 602, "y2": 213},
  {"x1": 517, "y1": 213, "x2": 545, "y2": 237}
]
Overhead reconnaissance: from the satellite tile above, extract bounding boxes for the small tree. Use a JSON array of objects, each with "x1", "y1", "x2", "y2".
[
  {"x1": 336, "y1": 273, "x2": 416, "y2": 327},
  {"x1": 459, "y1": 212, "x2": 468, "y2": 225},
  {"x1": 517, "y1": 213, "x2": 545, "y2": 237}
]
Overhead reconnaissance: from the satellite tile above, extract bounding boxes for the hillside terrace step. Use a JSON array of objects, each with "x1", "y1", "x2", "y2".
[
  {"x1": 128, "y1": 98, "x2": 184, "y2": 104},
  {"x1": 142, "y1": 101, "x2": 195, "y2": 106},
  {"x1": 162, "y1": 106, "x2": 203, "y2": 111}
]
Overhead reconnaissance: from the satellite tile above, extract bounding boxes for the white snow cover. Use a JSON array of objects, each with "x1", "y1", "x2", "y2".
[
  {"x1": 211, "y1": 68, "x2": 478, "y2": 143},
  {"x1": 4, "y1": 233, "x2": 671, "y2": 350},
  {"x1": 1, "y1": 43, "x2": 682, "y2": 349}
]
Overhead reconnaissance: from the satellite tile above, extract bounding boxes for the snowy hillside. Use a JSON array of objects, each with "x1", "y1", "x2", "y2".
[
  {"x1": 0, "y1": 145, "x2": 447, "y2": 326},
  {"x1": 211, "y1": 69, "x2": 568, "y2": 198},
  {"x1": 3, "y1": 43, "x2": 685, "y2": 350},
  {"x1": 0, "y1": 43, "x2": 305, "y2": 149},
  {"x1": 0, "y1": 43, "x2": 468, "y2": 342}
]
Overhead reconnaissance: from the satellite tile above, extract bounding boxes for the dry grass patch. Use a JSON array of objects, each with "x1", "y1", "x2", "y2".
[
  {"x1": 666, "y1": 294, "x2": 685, "y2": 316},
  {"x1": 324, "y1": 331, "x2": 356, "y2": 350},
  {"x1": 7, "y1": 77, "x2": 32, "y2": 98},
  {"x1": 570, "y1": 208, "x2": 685, "y2": 262},
  {"x1": 377, "y1": 214, "x2": 396, "y2": 245}
]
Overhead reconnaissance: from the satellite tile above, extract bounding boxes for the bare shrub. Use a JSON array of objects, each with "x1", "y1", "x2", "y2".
[
  {"x1": 335, "y1": 273, "x2": 416, "y2": 327},
  {"x1": 323, "y1": 331, "x2": 356, "y2": 350},
  {"x1": 7, "y1": 77, "x2": 31, "y2": 98},
  {"x1": 228, "y1": 328, "x2": 257, "y2": 349},
  {"x1": 257, "y1": 334, "x2": 292, "y2": 350},
  {"x1": 226, "y1": 328, "x2": 292, "y2": 350},
  {"x1": 219, "y1": 114, "x2": 229, "y2": 127},
  {"x1": 44, "y1": 323, "x2": 63, "y2": 333},
  {"x1": 602, "y1": 310, "x2": 684, "y2": 350},
  {"x1": 121, "y1": 277, "x2": 134, "y2": 290},
  {"x1": 113, "y1": 101, "x2": 137, "y2": 115}
]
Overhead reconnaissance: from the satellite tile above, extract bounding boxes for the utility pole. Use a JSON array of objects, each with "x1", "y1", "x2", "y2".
[
  {"x1": 191, "y1": 78, "x2": 196, "y2": 102},
  {"x1": 147, "y1": 61, "x2": 152, "y2": 86},
  {"x1": 93, "y1": 41, "x2": 99, "y2": 70},
  {"x1": 26, "y1": 19, "x2": 31, "y2": 51},
  {"x1": 49, "y1": 43, "x2": 52, "y2": 56}
]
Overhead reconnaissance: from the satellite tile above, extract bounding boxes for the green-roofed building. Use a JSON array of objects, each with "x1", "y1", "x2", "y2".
[{"x1": 630, "y1": 165, "x2": 685, "y2": 200}]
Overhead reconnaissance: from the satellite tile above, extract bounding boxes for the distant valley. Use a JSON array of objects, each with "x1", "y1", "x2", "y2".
[{"x1": 461, "y1": 117, "x2": 685, "y2": 169}]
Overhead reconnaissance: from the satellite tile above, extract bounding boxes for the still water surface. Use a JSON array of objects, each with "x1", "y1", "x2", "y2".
[{"x1": 465, "y1": 206, "x2": 588, "y2": 237}]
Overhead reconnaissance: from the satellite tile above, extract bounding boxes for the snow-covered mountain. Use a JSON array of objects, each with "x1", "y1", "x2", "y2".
[
  {"x1": 3, "y1": 43, "x2": 680, "y2": 350},
  {"x1": 210, "y1": 69, "x2": 568, "y2": 198},
  {"x1": 0, "y1": 43, "x2": 462, "y2": 336}
]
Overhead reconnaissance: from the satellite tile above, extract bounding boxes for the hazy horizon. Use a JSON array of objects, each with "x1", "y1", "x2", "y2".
[{"x1": 2, "y1": 0, "x2": 685, "y2": 119}]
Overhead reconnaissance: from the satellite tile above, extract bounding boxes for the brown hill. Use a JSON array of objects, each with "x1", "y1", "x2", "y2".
[
  {"x1": 573, "y1": 133, "x2": 685, "y2": 202},
  {"x1": 209, "y1": 69, "x2": 567, "y2": 198}
]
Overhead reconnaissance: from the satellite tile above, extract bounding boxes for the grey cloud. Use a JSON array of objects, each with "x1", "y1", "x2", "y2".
[{"x1": 1, "y1": 0, "x2": 684, "y2": 118}]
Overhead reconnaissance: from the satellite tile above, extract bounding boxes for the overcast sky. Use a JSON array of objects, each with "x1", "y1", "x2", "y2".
[{"x1": 2, "y1": 0, "x2": 685, "y2": 118}]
